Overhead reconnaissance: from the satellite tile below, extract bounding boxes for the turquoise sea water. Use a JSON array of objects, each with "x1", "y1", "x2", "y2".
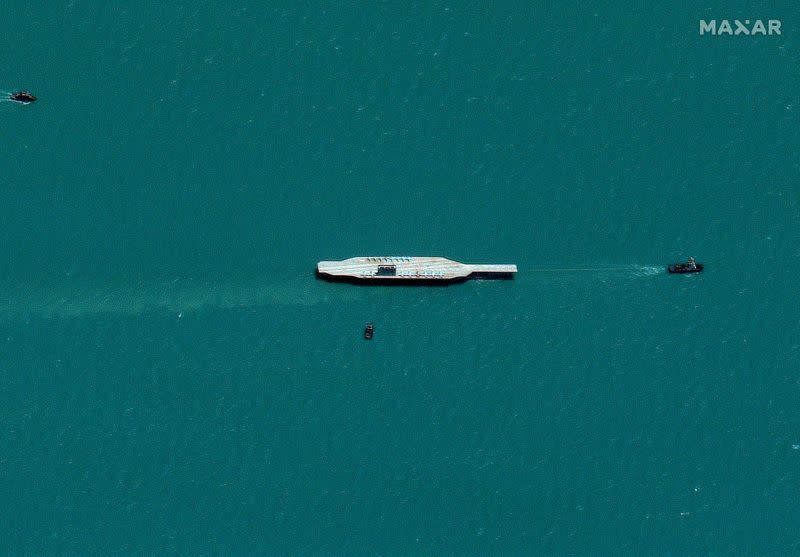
[{"x1": 1, "y1": 2, "x2": 799, "y2": 554}]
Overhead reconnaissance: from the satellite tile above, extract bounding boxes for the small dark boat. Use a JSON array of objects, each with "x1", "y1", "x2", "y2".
[
  {"x1": 668, "y1": 257, "x2": 703, "y2": 274},
  {"x1": 364, "y1": 324, "x2": 374, "y2": 340},
  {"x1": 9, "y1": 91, "x2": 36, "y2": 104}
]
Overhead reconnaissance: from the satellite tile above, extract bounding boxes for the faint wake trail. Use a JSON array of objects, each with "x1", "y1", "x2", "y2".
[
  {"x1": 631, "y1": 265, "x2": 665, "y2": 277},
  {"x1": 527, "y1": 264, "x2": 662, "y2": 273},
  {"x1": 519, "y1": 264, "x2": 664, "y2": 279},
  {"x1": 0, "y1": 275, "x2": 362, "y2": 321}
]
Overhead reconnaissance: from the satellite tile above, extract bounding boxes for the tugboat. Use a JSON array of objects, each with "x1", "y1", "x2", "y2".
[
  {"x1": 9, "y1": 91, "x2": 36, "y2": 104},
  {"x1": 668, "y1": 257, "x2": 703, "y2": 274},
  {"x1": 363, "y1": 323, "x2": 374, "y2": 340}
]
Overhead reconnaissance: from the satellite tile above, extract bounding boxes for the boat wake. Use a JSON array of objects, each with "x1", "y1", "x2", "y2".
[
  {"x1": 632, "y1": 265, "x2": 664, "y2": 277},
  {"x1": 0, "y1": 275, "x2": 362, "y2": 321},
  {"x1": 517, "y1": 265, "x2": 665, "y2": 280},
  {"x1": 521, "y1": 264, "x2": 663, "y2": 278}
]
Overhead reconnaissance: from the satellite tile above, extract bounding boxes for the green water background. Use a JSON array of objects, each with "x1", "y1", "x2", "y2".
[{"x1": 1, "y1": 2, "x2": 799, "y2": 554}]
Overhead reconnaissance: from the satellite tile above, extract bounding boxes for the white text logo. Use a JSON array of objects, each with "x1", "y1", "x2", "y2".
[{"x1": 699, "y1": 20, "x2": 781, "y2": 36}]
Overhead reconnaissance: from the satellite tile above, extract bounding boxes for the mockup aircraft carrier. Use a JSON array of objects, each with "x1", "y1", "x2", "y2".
[{"x1": 316, "y1": 257, "x2": 517, "y2": 283}]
